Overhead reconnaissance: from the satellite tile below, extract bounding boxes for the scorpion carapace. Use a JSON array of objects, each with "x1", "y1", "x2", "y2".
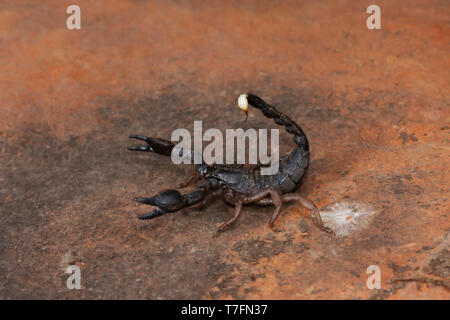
[{"x1": 128, "y1": 93, "x2": 333, "y2": 235}]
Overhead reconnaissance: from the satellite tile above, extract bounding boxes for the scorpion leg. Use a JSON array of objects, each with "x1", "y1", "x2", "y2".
[
  {"x1": 216, "y1": 202, "x2": 242, "y2": 234},
  {"x1": 240, "y1": 189, "x2": 333, "y2": 233},
  {"x1": 281, "y1": 194, "x2": 334, "y2": 234},
  {"x1": 241, "y1": 188, "x2": 283, "y2": 231},
  {"x1": 254, "y1": 198, "x2": 273, "y2": 206},
  {"x1": 242, "y1": 189, "x2": 272, "y2": 203},
  {"x1": 268, "y1": 191, "x2": 282, "y2": 231}
]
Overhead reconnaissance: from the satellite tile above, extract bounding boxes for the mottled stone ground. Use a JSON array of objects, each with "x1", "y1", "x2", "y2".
[{"x1": 0, "y1": 0, "x2": 448, "y2": 299}]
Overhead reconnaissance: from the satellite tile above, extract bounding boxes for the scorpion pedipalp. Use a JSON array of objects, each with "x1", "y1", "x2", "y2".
[
  {"x1": 134, "y1": 190, "x2": 185, "y2": 220},
  {"x1": 128, "y1": 135, "x2": 174, "y2": 156},
  {"x1": 137, "y1": 207, "x2": 167, "y2": 220},
  {"x1": 134, "y1": 190, "x2": 184, "y2": 214},
  {"x1": 133, "y1": 183, "x2": 217, "y2": 221}
]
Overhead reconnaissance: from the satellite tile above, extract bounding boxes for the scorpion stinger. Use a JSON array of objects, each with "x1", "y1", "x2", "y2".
[{"x1": 127, "y1": 93, "x2": 334, "y2": 235}]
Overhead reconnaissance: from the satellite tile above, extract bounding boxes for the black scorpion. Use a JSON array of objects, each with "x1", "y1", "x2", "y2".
[{"x1": 127, "y1": 93, "x2": 333, "y2": 235}]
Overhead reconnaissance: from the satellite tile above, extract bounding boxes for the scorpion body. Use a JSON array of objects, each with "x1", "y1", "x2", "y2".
[{"x1": 128, "y1": 94, "x2": 332, "y2": 234}]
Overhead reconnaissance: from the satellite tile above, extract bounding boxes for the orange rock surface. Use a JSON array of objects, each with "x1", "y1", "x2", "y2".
[{"x1": 0, "y1": 0, "x2": 448, "y2": 299}]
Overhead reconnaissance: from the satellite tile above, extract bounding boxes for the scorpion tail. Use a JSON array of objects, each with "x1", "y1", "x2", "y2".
[
  {"x1": 128, "y1": 135, "x2": 174, "y2": 156},
  {"x1": 240, "y1": 93, "x2": 311, "y2": 193},
  {"x1": 243, "y1": 93, "x2": 309, "y2": 151}
]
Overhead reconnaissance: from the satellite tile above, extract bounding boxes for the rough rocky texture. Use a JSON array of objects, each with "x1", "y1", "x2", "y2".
[{"x1": 0, "y1": 0, "x2": 448, "y2": 299}]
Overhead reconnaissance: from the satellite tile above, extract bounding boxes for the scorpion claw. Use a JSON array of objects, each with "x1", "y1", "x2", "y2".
[
  {"x1": 134, "y1": 190, "x2": 185, "y2": 214},
  {"x1": 128, "y1": 135, "x2": 174, "y2": 156},
  {"x1": 134, "y1": 197, "x2": 155, "y2": 205},
  {"x1": 138, "y1": 207, "x2": 166, "y2": 220},
  {"x1": 127, "y1": 145, "x2": 151, "y2": 152},
  {"x1": 129, "y1": 135, "x2": 152, "y2": 142}
]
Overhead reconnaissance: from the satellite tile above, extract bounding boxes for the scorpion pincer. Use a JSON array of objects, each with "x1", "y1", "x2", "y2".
[{"x1": 127, "y1": 93, "x2": 333, "y2": 235}]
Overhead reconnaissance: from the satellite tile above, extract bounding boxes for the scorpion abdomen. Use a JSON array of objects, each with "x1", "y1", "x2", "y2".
[{"x1": 276, "y1": 148, "x2": 309, "y2": 193}]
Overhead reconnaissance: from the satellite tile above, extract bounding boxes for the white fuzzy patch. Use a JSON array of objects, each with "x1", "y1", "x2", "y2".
[{"x1": 320, "y1": 201, "x2": 375, "y2": 236}]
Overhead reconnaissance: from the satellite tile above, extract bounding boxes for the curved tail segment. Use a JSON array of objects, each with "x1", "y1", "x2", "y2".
[
  {"x1": 244, "y1": 93, "x2": 310, "y2": 152},
  {"x1": 241, "y1": 93, "x2": 310, "y2": 193}
]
